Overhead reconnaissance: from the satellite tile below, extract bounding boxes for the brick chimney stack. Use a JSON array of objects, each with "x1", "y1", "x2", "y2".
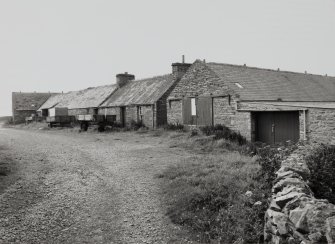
[
  {"x1": 172, "y1": 55, "x2": 191, "y2": 80},
  {"x1": 116, "y1": 72, "x2": 135, "y2": 88}
]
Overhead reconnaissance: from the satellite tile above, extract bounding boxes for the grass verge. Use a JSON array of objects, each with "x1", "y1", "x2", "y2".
[{"x1": 158, "y1": 127, "x2": 296, "y2": 243}]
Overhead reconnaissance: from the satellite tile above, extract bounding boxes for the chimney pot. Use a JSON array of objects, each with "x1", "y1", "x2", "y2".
[
  {"x1": 182, "y1": 55, "x2": 185, "y2": 63},
  {"x1": 172, "y1": 61, "x2": 192, "y2": 79},
  {"x1": 116, "y1": 72, "x2": 135, "y2": 88}
]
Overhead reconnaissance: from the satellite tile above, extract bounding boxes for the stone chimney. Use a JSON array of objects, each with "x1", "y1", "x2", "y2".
[
  {"x1": 172, "y1": 55, "x2": 191, "y2": 79},
  {"x1": 116, "y1": 72, "x2": 135, "y2": 88}
]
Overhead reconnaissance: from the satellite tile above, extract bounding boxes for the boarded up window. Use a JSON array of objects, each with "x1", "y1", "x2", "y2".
[{"x1": 197, "y1": 97, "x2": 213, "y2": 126}]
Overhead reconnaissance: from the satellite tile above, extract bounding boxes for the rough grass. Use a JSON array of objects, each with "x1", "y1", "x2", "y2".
[
  {"x1": 158, "y1": 153, "x2": 268, "y2": 243},
  {"x1": 0, "y1": 146, "x2": 18, "y2": 194},
  {"x1": 306, "y1": 144, "x2": 335, "y2": 203},
  {"x1": 159, "y1": 129, "x2": 296, "y2": 243}
]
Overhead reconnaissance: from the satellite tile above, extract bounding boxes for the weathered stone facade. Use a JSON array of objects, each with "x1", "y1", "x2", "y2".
[
  {"x1": 168, "y1": 60, "x2": 230, "y2": 99},
  {"x1": 68, "y1": 108, "x2": 96, "y2": 116},
  {"x1": 12, "y1": 92, "x2": 54, "y2": 124},
  {"x1": 265, "y1": 146, "x2": 335, "y2": 243},
  {"x1": 138, "y1": 105, "x2": 154, "y2": 128},
  {"x1": 167, "y1": 61, "x2": 253, "y2": 139},
  {"x1": 12, "y1": 110, "x2": 35, "y2": 124},
  {"x1": 167, "y1": 100, "x2": 183, "y2": 125},
  {"x1": 167, "y1": 61, "x2": 335, "y2": 144},
  {"x1": 213, "y1": 97, "x2": 252, "y2": 140},
  {"x1": 307, "y1": 108, "x2": 335, "y2": 144},
  {"x1": 98, "y1": 107, "x2": 121, "y2": 121}
]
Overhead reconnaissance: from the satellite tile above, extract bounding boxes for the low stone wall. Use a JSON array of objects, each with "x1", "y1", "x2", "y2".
[{"x1": 265, "y1": 146, "x2": 335, "y2": 243}]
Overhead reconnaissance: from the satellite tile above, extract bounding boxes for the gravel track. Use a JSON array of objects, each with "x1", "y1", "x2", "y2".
[{"x1": 0, "y1": 128, "x2": 195, "y2": 243}]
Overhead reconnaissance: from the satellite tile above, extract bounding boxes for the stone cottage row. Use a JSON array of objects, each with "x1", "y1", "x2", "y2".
[{"x1": 12, "y1": 59, "x2": 335, "y2": 144}]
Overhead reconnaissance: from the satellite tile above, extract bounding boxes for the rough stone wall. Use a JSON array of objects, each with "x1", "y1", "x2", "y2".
[
  {"x1": 168, "y1": 60, "x2": 229, "y2": 99},
  {"x1": 157, "y1": 77, "x2": 182, "y2": 127},
  {"x1": 68, "y1": 108, "x2": 96, "y2": 116},
  {"x1": 125, "y1": 106, "x2": 137, "y2": 127},
  {"x1": 138, "y1": 105, "x2": 154, "y2": 128},
  {"x1": 307, "y1": 108, "x2": 335, "y2": 145},
  {"x1": 213, "y1": 97, "x2": 252, "y2": 140},
  {"x1": 13, "y1": 110, "x2": 35, "y2": 124},
  {"x1": 265, "y1": 146, "x2": 335, "y2": 243},
  {"x1": 98, "y1": 107, "x2": 121, "y2": 123},
  {"x1": 167, "y1": 100, "x2": 182, "y2": 125},
  {"x1": 12, "y1": 92, "x2": 53, "y2": 123}
]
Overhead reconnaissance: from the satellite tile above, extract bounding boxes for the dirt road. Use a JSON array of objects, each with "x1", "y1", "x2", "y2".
[{"x1": 0, "y1": 128, "x2": 194, "y2": 243}]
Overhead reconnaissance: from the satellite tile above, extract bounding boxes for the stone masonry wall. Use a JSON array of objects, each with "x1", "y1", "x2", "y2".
[
  {"x1": 125, "y1": 106, "x2": 137, "y2": 127},
  {"x1": 167, "y1": 100, "x2": 182, "y2": 125},
  {"x1": 213, "y1": 97, "x2": 252, "y2": 140},
  {"x1": 13, "y1": 110, "x2": 35, "y2": 124},
  {"x1": 168, "y1": 60, "x2": 229, "y2": 99},
  {"x1": 139, "y1": 105, "x2": 154, "y2": 128},
  {"x1": 265, "y1": 146, "x2": 335, "y2": 243},
  {"x1": 68, "y1": 108, "x2": 96, "y2": 116},
  {"x1": 98, "y1": 107, "x2": 121, "y2": 123},
  {"x1": 307, "y1": 108, "x2": 335, "y2": 145}
]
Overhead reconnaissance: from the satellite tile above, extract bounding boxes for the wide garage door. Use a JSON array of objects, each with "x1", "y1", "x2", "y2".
[{"x1": 255, "y1": 111, "x2": 299, "y2": 144}]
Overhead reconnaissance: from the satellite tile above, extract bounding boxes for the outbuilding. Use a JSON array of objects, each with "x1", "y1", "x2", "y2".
[
  {"x1": 99, "y1": 62, "x2": 191, "y2": 128},
  {"x1": 167, "y1": 60, "x2": 335, "y2": 144},
  {"x1": 12, "y1": 92, "x2": 55, "y2": 124},
  {"x1": 38, "y1": 84, "x2": 118, "y2": 121}
]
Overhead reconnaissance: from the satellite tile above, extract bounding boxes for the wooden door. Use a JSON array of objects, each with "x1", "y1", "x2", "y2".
[
  {"x1": 256, "y1": 112, "x2": 274, "y2": 144},
  {"x1": 182, "y1": 98, "x2": 192, "y2": 125},
  {"x1": 120, "y1": 107, "x2": 126, "y2": 127},
  {"x1": 197, "y1": 97, "x2": 213, "y2": 126},
  {"x1": 256, "y1": 112, "x2": 299, "y2": 144},
  {"x1": 274, "y1": 111, "x2": 299, "y2": 144}
]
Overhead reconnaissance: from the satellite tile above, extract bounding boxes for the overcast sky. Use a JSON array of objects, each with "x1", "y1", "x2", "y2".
[{"x1": 1, "y1": 0, "x2": 334, "y2": 116}]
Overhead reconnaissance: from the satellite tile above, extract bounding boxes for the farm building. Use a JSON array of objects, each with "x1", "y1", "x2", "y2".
[
  {"x1": 12, "y1": 92, "x2": 55, "y2": 124},
  {"x1": 99, "y1": 63, "x2": 191, "y2": 128},
  {"x1": 167, "y1": 60, "x2": 335, "y2": 144},
  {"x1": 38, "y1": 84, "x2": 118, "y2": 118}
]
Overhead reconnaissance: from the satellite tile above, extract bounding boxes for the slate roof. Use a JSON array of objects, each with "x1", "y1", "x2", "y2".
[
  {"x1": 101, "y1": 74, "x2": 175, "y2": 107},
  {"x1": 12, "y1": 92, "x2": 55, "y2": 111},
  {"x1": 207, "y1": 62, "x2": 335, "y2": 102},
  {"x1": 39, "y1": 84, "x2": 118, "y2": 110}
]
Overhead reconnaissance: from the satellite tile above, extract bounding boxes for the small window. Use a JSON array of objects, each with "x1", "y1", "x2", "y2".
[{"x1": 191, "y1": 98, "x2": 196, "y2": 116}]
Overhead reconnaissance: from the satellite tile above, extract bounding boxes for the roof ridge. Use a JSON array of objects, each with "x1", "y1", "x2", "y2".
[
  {"x1": 207, "y1": 62, "x2": 335, "y2": 78},
  {"x1": 131, "y1": 73, "x2": 172, "y2": 83}
]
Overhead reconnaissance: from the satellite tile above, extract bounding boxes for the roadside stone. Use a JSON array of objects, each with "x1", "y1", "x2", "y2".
[
  {"x1": 308, "y1": 232, "x2": 324, "y2": 243},
  {"x1": 245, "y1": 191, "x2": 253, "y2": 197},
  {"x1": 273, "y1": 178, "x2": 307, "y2": 194},
  {"x1": 295, "y1": 211, "x2": 309, "y2": 234},
  {"x1": 275, "y1": 192, "x2": 307, "y2": 209},
  {"x1": 270, "y1": 200, "x2": 282, "y2": 211},
  {"x1": 280, "y1": 157, "x2": 310, "y2": 180},
  {"x1": 326, "y1": 216, "x2": 335, "y2": 243},
  {"x1": 275, "y1": 170, "x2": 301, "y2": 183}
]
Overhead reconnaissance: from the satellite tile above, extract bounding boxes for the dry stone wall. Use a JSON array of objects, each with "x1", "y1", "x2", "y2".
[{"x1": 265, "y1": 146, "x2": 335, "y2": 243}]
